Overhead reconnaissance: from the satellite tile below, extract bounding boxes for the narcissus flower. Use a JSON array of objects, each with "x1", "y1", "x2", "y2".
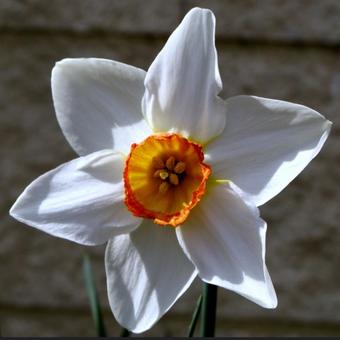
[{"x1": 10, "y1": 8, "x2": 331, "y2": 333}]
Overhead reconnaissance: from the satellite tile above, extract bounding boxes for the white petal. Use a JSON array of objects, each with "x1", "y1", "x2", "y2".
[
  {"x1": 52, "y1": 58, "x2": 152, "y2": 156},
  {"x1": 142, "y1": 8, "x2": 226, "y2": 143},
  {"x1": 206, "y1": 95, "x2": 332, "y2": 206},
  {"x1": 177, "y1": 181, "x2": 277, "y2": 308},
  {"x1": 105, "y1": 220, "x2": 197, "y2": 333},
  {"x1": 10, "y1": 150, "x2": 141, "y2": 245}
]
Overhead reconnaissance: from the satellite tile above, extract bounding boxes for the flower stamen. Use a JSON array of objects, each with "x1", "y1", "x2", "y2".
[
  {"x1": 152, "y1": 156, "x2": 165, "y2": 169},
  {"x1": 159, "y1": 181, "x2": 170, "y2": 194},
  {"x1": 153, "y1": 169, "x2": 162, "y2": 178},
  {"x1": 159, "y1": 170, "x2": 169, "y2": 180},
  {"x1": 169, "y1": 173, "x2": 179, "y2": 186},
  {"x1": 165, "y1": 156, "x2": 176, "y2": 171},
  {"x1": 174, "y1": 161, "x2": 186, "y2": 174},
  {"x1": 124, "y1": 133, "x2": 211, "y2": 226}
]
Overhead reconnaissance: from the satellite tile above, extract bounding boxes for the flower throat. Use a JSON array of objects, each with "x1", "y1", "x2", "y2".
[{"x1": 123, "y1": 133, "x2": 211, "y2": 227}]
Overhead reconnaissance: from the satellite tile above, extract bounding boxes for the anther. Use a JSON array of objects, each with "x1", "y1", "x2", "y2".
[
  {"x1": 165, "y1": 156, "x2": 175, "y2": 171},
  {"x1": 174, "y1": 161, "x2": 186, "y2": 174},
  {"x1": 152, "y1": 156, "x2": 165, "y2": 169},
  {"x1": 159, "y1": 170, "x2": 169, "y2": 180},
  {"x1": 159, "y1": 182, "x2": 170, "y2": 194},
  {"x1": 169, "y1": 173, "x2": 179, "y2": 186},
  {"x1": 153, "y1": 169, "x2": 162, "y2": 178}
]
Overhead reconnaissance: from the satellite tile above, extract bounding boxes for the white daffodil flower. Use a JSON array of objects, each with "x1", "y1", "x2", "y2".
[{"x1": 10, "y1": 7, "x2": 331, "y2": 334}]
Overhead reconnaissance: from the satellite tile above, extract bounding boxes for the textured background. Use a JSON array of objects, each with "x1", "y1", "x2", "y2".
[{"x1": 1, "y1": 0, "x2": 339, "y2": 336}]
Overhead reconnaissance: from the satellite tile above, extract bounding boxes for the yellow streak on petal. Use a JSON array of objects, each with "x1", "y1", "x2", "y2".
[{"x1": 214, "y1": 179, "x2": 231, "y2": 184}]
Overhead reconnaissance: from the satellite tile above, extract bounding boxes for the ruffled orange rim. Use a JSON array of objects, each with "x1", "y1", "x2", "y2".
[{"x1": 123, "y1": 133, "x2": 211, "y2": 227}]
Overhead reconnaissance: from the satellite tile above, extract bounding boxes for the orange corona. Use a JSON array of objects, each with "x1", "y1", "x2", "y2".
[{"x1": 124, "y1": 133, "x2": 211, "y2": 226}]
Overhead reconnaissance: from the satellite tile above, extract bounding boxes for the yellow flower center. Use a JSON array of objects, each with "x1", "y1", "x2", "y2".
[{"x1": 123, "y1": 133, "x2": 211, "y2": 226}]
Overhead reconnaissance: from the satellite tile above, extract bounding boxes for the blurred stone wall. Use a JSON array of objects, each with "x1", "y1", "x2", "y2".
[{"x1": 0, "y1": 0, "x2": 339, "y2": 336}]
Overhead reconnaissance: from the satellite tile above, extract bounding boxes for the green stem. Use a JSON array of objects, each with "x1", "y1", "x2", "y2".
[
  {"x1": 200, "y1": 283, "x2": 218, "y2": 337},
  {"x1": 120, "y1": 328, "x2": 130, "y2": 337},
  {"x1": 82, "y1": 254, "x2": 107, "y2": 337},
  {"x1": 187, "y1": 294, "x2": 203, "y2": 337}
]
